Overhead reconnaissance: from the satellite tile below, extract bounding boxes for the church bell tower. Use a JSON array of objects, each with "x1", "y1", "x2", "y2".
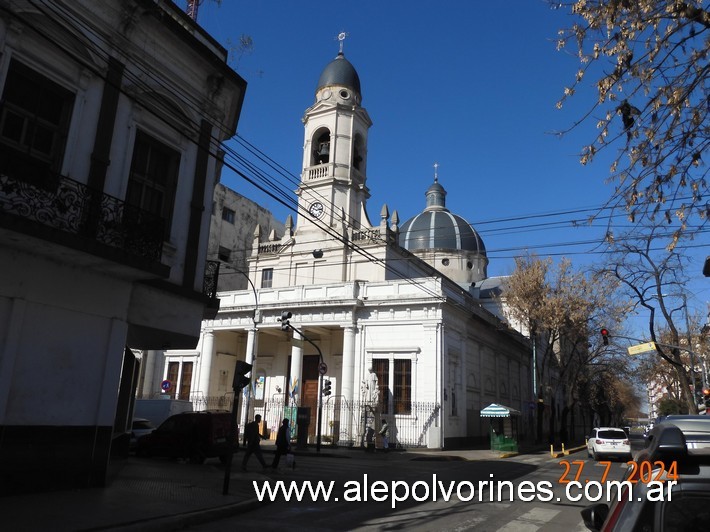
[{"x1": 296, "y1": 34, "x2": 373, "y2": 236}]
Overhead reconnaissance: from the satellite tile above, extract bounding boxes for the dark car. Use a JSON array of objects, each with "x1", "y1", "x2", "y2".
[
  {"x1": 581, "y1": 421, "x2": 710, "y2": 531},
  {"x1": 135, "y1": 411, "x2": 238, "y2": 464},
  {"x1": 129, "y1": 417, "x2": 156, "y2": 450}
]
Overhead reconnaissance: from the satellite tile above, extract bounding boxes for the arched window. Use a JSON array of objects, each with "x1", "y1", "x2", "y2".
[
  {"x1": 312, "y1": 130, "x2": 330, "y2": 165},
  {"x1": 353, "y1": 134, "x2": 364, "y2": 171}
]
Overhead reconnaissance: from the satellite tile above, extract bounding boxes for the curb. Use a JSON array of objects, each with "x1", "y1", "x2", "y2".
[
  {"x1": 89, "y1": 498, "x2": 264, "y2": 532},
  {"x1": 550, "y1": 445, "x2": 586, "y2": 459},
  {"x1": 499, "y1": 451, "x2": 519, "y2": 458}
]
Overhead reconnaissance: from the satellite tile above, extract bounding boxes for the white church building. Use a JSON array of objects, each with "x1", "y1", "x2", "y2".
[{"x1": 150, "y1": 46, "x2": 534, "y2": 449}]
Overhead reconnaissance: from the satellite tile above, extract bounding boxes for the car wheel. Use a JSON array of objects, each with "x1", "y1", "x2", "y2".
[{"x1": 592, "y1": 450, "x2": 600, "y2": 461}]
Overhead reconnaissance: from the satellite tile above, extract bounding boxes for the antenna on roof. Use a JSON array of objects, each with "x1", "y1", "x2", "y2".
[
  {"x1": 433, "y1": 162, "x2": 439, "y2": 183},
  {"x1": 337, "y1": 31, "x2": 349, "y2": 54}
]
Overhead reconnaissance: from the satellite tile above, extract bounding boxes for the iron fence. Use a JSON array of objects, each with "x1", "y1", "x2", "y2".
[{"x1": 150, "y1": 393, "x2": 441, "y2": 448}]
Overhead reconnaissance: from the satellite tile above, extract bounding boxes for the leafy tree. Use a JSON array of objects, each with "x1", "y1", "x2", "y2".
[
  {"x1": 587, "y1": 365, "x2": 643, "y2": 426},
  {"x1": 657, "y1": 395, "x2": 688, "y2": 416},
  {"x1": 554, "y1": 0, "x2": 709, "y2": 248}
]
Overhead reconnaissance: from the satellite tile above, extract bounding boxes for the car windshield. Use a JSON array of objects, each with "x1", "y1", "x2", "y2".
[
  {"x1": 598, "y1": 430, "x2": 625, "y2": 439},
  {"x1": 663, "y1": 492, "x2": 710, "y2": 530}
]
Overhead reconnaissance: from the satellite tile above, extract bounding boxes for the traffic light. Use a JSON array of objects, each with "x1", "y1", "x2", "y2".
[
  {"x1": 232, "y1": 359, "x2": 253, "y2": 391},
  {"x1": 322, "y1": 379, "x2": 332, "y2": 396},
  {"x1": 280, "y1": 311, "x2": 292, "y2": 331},
  {"x1": 703, "y1": 387, "x2": 710, "y2": 407},
  {"x1": 600, "y1": 328, "x2": 609, "y2": 346}
]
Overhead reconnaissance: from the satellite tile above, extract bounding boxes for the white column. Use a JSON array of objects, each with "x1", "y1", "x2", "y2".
[
  {"x1": 289, "y1": 331, "x2": 304, "y2": 405},
  {"x1": 198, "y1": 329, "x2": 215, "y2": 401},
  {"x1": 240, "y1": 326, "x2": 259, "y2": 428},
  {"x1": 340, "y1": 325, "x2": 356, "y2": 444},
  {"x1": 141, "y1": 350, "x2": 157, "y2": 397}
]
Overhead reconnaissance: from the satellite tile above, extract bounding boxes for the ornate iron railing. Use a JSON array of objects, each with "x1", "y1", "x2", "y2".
[
  {"x1": 352, "y1": 228, "x2": 383, "y2": 243},
  {"x1": 203, "y1": 260, "x2": 220, "y2": 299},
  {"x1": 0, "y1": 171, "x2": 165, "y2": 262}
]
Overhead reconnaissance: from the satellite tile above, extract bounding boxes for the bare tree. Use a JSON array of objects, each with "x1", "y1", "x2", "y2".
[
  {"x1": 601, "y1": 226, "x2": 699, "y2": 412},
  {"x1": 553, "y1": 0, "x2": 709, "y2": 249}
]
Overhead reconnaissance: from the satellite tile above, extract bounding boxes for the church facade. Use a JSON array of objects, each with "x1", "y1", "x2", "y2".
[{"x1": 156, "y1": 47, "x2": 534, "y2": 448}]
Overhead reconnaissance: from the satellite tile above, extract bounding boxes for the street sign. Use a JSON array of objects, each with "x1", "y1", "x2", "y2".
[
  {"x1": 318, "y1": 361, "x2": 327, "y2": 375},
  {"x1": 627, "y1": 342, "x2": 656, "y2": 355},
  {"x1": 161, "y1": 379, "x2": 172, "y2": 391}
]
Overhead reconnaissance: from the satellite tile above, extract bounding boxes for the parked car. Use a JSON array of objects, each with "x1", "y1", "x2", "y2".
[
  {"x1": 586, "y1": 427, "x2": 631, "y2": 461},
  {"x1": 645, "y1": 415, "x2": 710, "y2": 450},
  {"x1": 129, "y1": 417, "x2": 156, "y2": 450},
  {"x1": 135, "y1": 411, "x2": 238, "y2": 464},
  {"x1": 581, "y1": 421, "x2": 710, "y2": 531}
]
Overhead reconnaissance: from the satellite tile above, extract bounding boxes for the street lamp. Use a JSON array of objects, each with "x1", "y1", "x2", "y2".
[
  {"x1": 279, "y1": 312, "x2": 327, "y2": 452},
  {"x1": 224, "y1": 267, "x2": 259, "y2": 432}
]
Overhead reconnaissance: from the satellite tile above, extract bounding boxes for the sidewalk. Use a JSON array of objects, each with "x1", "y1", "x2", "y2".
[{"x1": 0, "y1": 442, "x2": 557, "y2": 532}]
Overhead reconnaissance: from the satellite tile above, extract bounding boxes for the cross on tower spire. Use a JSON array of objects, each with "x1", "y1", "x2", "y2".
[
  {"x1": 337, "y1": 31, "x2": 349, "y2": 54},
  {"x1": 433, "y1": 162, "x2": 439, "y2": 182}
]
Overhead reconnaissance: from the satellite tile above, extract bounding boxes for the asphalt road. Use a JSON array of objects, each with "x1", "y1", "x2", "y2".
[{"x1": 187, "y1": 450, "x2": 629, "y2": 531}]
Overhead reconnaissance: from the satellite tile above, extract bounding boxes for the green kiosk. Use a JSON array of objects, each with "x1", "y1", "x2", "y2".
[{"x1": 481, "y1": 403, "x2": 520, "y2": 453}]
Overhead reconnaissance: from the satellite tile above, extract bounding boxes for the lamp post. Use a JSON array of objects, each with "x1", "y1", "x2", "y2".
[
  {"x1": 279, "y1": 312, "x2": 326, "y2": 453},
  {"x1": 232, "y1": 268, "x2": 259, "y2": 432}
]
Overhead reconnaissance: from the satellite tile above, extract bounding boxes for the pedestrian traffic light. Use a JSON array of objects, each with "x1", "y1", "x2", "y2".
[
  {"x1": 322, "y1": 379, "x2": 332, "y2": 396},
  {"x1": 601, "y1": 328, "x2": 609, "y2": 346},
  {"x1": 232, "y1": 359, "x2": 253, "y2": 391},
  {"x1": 280, "y1": 311, "x2": 292, "y2": 331}
]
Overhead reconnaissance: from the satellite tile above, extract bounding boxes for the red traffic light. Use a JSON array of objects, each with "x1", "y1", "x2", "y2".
[
  {"x1": 600, "y1": 328, "x2": 609, "y2": 345},
  {"x1": 703, "y1": 388, "x2": 710, "y2": 397}
]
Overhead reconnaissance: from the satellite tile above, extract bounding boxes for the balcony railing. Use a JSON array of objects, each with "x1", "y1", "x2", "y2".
[
  {"x1": 203, "y1": 260, "x2": 220, "y2": 300},
  {"x1": 0, "y1": 170, "x2": 165, "y2": 263}
]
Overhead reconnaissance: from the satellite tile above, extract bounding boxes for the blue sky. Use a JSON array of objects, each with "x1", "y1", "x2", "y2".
[{"x1": 192, "y1": 0, "x2": 708, "y2": 335}]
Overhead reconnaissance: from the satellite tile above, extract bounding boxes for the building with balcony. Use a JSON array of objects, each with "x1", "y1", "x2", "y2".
[
  {"x1": 153, "y1": 46, "x2": 534, "y2": 449},
  {"x1": 0, "y1": 0, "x2": 246, "y2": 493}
]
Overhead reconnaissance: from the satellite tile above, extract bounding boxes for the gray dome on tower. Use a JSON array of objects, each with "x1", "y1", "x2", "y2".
[
  {"x1": 399, "y1": 179, "x2": 486, "y2": 254},
  {"x1": 316, "y1": 52, "x2": 361, "y2": 97}
]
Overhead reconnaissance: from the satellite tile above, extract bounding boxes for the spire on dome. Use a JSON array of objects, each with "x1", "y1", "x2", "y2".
[{"x1": 337, "y1": 31, "x2": 349, "y2": 54}]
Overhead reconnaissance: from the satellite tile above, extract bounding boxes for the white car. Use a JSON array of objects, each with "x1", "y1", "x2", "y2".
[{"x1": 586, "y1": 427, "x2": 631, "y2": 460}]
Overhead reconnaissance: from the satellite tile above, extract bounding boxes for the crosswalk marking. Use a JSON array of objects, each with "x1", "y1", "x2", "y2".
[
  {"x1": 448, "y1": 514, "x2": 488, "y2": 531},
  {"x1": 496, "y1": 508, "x2": 561, "y2": 532}
]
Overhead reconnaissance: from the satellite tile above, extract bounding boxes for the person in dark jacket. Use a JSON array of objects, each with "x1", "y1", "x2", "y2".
[
  {"x1": 242, "y1": 414, "x2": 267, "y2": 471},
  {"x1": 271, "y1": 418, "x2": 292, "y2": 469}
]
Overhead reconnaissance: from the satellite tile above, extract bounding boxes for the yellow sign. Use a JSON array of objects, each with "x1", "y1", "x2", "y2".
[{"x1": 627, "y1": 342, "x2": 656, "y2": 355}]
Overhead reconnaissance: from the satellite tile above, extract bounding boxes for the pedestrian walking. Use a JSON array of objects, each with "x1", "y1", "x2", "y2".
[
  {"x1": 271, "y1": 418, "x2": 291, "y2": 469},
  {"x1": 379, "y1": 419, "x2": 390, "y2": 452},
  {"x1": 242, "y1": 414, "x2": 267, "y2": 471}
]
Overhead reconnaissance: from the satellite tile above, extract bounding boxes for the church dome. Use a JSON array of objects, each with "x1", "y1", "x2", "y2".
[
  {"x1": 399, "y1": 180, "x2": 486, "y2": 254},
  {"x1": 316, "y1": 52, "x2": 361, "y2": 96}
]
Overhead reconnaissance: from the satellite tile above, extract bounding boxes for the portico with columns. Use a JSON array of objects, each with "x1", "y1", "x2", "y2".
[{"x1": 156, "y1": 38, "x2": 533, "y2": 449}]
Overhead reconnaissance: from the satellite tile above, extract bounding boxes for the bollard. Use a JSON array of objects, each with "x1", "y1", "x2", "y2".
[{"x1": 550, "y1": 444, "x2": 554, "y2": 457}]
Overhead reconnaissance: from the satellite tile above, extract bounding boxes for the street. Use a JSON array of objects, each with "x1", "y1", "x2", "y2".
[{"x1": 188, "y1": 449, "x2": 629, "y2": 531}]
